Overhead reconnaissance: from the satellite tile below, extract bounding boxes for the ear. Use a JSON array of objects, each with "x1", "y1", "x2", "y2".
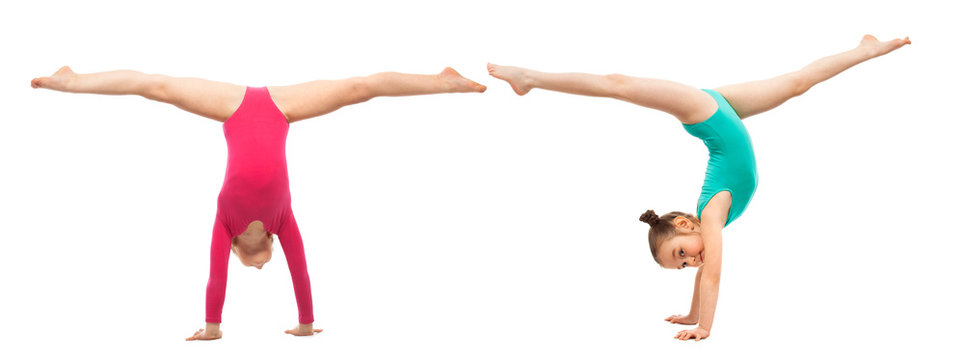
[{"x1": 673, "y1": 216, "x2": 692, "y2": 230}]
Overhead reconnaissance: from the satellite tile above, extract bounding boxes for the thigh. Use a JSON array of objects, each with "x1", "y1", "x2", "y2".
[
  {"x1": 155, "y1": 76, "x2": 245, "y2": 122},
  {"x1": 267, "y1": 78, "x2": 368, "y2": 123},
  {"x1": 611, "y1": 75, "x2": 718, "y2": 124},
  {"x1": 713, "y1": 72, "x2": 804, "y2": 119}
]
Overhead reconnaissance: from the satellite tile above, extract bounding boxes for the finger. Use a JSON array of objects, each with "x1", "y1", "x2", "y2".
[
  {"x1": 314, "y1": 329, "x2": 323, "y2": 333},
  {"x1": 695, "y1": 334, "x2": 702, "y2": 341},
  {"x1": 285, "y1": 330, "x2": 294, "y2": 335}
]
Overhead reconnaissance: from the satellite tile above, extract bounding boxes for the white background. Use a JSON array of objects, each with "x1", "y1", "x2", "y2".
[{"x1": 2, "y1": 0, "x2": 961, "y2": 358}]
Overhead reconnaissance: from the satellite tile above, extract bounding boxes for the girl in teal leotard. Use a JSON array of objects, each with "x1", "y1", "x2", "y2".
[{"x1": 487, "y1": 34, "x2": 910, "y2": 342}]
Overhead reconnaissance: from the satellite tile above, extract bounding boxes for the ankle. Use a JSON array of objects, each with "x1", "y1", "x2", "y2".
[{"x1": 520, "y1": 70, "x2": 536, "y2": 89}]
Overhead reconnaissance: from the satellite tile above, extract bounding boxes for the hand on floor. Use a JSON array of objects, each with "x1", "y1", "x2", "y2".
[
  {"x1": 285, "y1": 323, "x2": 323, "y2": 336},
  {"x1": 185, "y1": 328, "x2": 222, "y2": 341},
  {"x1": 675, "y1": 327, "x2": 710, "y2": 341},
  {"x1": 665, "y1": 313, "x2": 699, "y2": 325}
]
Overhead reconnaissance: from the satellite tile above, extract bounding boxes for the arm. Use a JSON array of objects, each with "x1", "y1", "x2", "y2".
[
  {"x1": 675, "y1": 222, "x2": 722, "y2": 341},
  {"x1": 277, "y1": 212, "x2": 322, "y2": 336},
  {"x1": 689, "y1": 267, "x2": 703, "y2": 317},
  {"x1": 665, "y1": 266, "x2": 702, "y2": 324},
  {"x1": 675, "y1": 193, "x2": 729, "y2": 341},
  {"x1": 187, "y1": 219, "x2": 231, "y2": 341},
  {"x1": 696, "y1": 224, "x2": 722, "y2": 333}
]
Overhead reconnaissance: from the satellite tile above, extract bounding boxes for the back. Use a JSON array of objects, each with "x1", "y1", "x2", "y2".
[{"x1": 683, "y1": 89, "x2": 758, "y2": 226}]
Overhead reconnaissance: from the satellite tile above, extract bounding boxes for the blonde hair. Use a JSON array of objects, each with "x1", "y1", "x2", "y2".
[
  {"x1": 639, "y1": 210, "x2": 700, "y2": 264},
  {"x1": 231, "y1": 232, "x2": 274, "y2": 257}
]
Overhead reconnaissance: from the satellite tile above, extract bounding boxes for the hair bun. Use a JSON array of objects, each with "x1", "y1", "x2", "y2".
[{"x1": 639, "y1": 209, "x2": 659, "y2": 227}]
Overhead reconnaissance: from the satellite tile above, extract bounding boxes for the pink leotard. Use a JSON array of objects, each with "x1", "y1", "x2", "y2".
[{"x1": 205, "y1": 86, "x2": 313, "y2": 324}]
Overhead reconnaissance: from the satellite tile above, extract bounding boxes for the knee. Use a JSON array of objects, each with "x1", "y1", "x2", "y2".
[
  {"x1": 604, "y1": 74, "x2": 632, "y2": 97},
  {"x1": 143, "y1": 74, "x2": 169, "y2": 101},
  {"x1": 604, "y1": 73, "x2": 631, "y2": 86},
  {"x1": 787, "y1": 72, "x2": 813, "y2": 97},
  {"x1": 346, "y1": 76, "x2": 374, "y2": 104}
]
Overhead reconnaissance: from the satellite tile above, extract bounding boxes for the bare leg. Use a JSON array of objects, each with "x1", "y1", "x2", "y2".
[
  {"x1": 486, "y1": 64, "x2": 717, "y2": 124},
  {"x1": 269, "y1": 67, "x2": 486, "y2": 123},
  {"x1": 715, "y1": 35, "x2": 911, "y2": 119},
  {"x1": 32, "y1": 66, "x2": 244, "y2": 122}
]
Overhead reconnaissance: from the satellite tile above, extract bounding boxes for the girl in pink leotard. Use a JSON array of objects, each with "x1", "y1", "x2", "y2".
[{"x1": 31, "y1": 67, "x2": 486, "y2": 340}]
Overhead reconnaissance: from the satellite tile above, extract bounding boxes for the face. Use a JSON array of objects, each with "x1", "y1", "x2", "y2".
[{"x1": 658, "y1": 233, "x2": 705, "y2": 269}]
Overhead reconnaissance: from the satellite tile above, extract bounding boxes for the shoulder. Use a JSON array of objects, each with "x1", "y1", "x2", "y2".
[{"x1": 701, "y1": 191, "x2": 732, "y2": 228}]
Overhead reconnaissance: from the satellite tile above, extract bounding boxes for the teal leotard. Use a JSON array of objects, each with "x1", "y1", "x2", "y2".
[{"x1": 682, "y1": 89, "x2": 758, "y2": 227}]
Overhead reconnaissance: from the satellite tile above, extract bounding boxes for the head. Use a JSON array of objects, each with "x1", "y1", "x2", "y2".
[
  {"x1": 231, "y1": 231, "x2": 274, "y2": 269},
  {"x1": 639, "y1": 209, "x2": 705, "y2": 270}
]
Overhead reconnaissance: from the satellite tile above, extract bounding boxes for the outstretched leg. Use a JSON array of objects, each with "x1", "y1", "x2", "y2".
[
  {"x1": 486, "y1": 64, "x2": 718, "y2": 124},
  {"x1": 32, "y1": 66, "x2": 244, "y2": 122},
  {"x1": 268, "y1": 68, "x2": 486, "y2": 123},
  {"x1": 715, "y1": 35, "x2": 911, "y2": 119}
]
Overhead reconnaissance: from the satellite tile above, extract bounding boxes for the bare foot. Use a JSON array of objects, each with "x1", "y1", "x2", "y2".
[
  {"x1": 439, "y1": 67, "x2": 486, "y2": 93},
  {"x1": 487, "y1": 63, "x2": 533, "y2": 95},
  {"x1": 31, "y1": 66, "x2": 76, "y2": 90},
  {"x1": 858, "y1": 34, "x2": 911, "y2": 58}
]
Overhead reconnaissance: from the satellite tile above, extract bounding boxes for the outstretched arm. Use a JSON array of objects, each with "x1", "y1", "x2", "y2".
[
  {"x1": 666, "y1": 266, "x2": 702, "y2": 325},
  {"x1": 675, "y1": 193, "x2": 729, "y2": 341},
  {"x1": 276, "y1": 211, "x2": 322, "y2": 336},
  {"x1": 32, "y1": 66, "x2": 244, "y2": 122},
  {"x1": 675, "y1": 223, "x2": 722, "y2": 341},
  {"x1": 187, "y1": 219, "x2": 232, "y2": 341}
]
